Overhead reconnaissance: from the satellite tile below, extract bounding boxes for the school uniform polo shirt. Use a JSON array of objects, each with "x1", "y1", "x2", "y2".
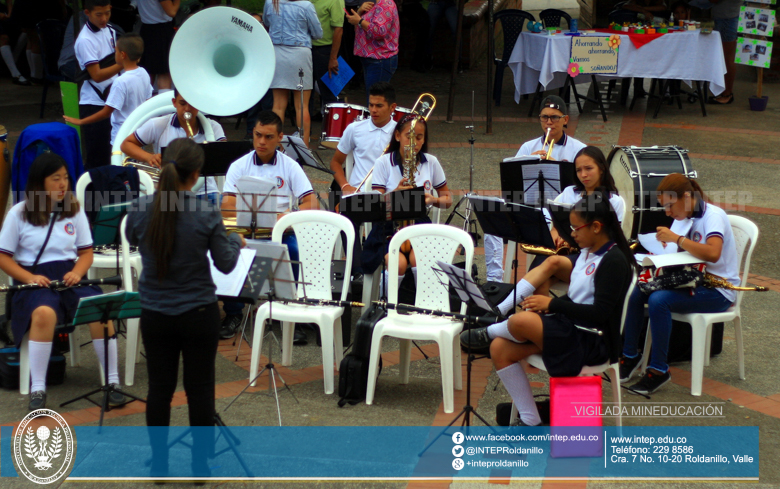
[
  {"x1": 0, "y1": 202, "x2": 92, "y2": 266},
  {"x1": 74, "y1": 20, "x2": 118, "y2": 107},
  {"x1": 568, "y1": 241, "x2": 615, "y2": 307},
  {"x1": 134, "y1": 114, "x2": 226, "y2": 194},
  {"x1": 371, "y1": 152, "x2": 446, "y2": 194},
  {"x1": 515, "y1": 132, "x2": 587, "y2": 163},
  {"x1": 223, "y1": 150, "x2": 314, "y2": 213},
  {"x1": 105, "y1": 67, "x2": 153, "y2": 144},
  {"x1": 554, "y1": 185, "x2": 627, "y2": 223},
  {"x1": 686, "y1": 201, "x2": 740, "y2": 301},
  {"x1": 336, "y1": 118, "x2": 397, "y2": 188}
]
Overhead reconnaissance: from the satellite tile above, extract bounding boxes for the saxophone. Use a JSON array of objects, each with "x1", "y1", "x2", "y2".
[{"x1": 402, "y1": 116, "x2": 420, "y2": 187}]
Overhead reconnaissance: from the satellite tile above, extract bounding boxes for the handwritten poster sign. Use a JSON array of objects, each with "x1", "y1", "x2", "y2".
[
  {"x1": 735, "y1": 37, "x2": 773, "y2": 68},
  {"x1": 569, "y1": 37, "x2": 619, "y2": 75}
]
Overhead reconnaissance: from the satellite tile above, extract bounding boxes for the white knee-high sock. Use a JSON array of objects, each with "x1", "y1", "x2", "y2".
[
  {"x1": 29, "y1": 51, "x2": 43, "y2": 79},
  {"x1": 92, "y1": 337, "x2": 120, "y2": 385},
  {"x1": 487, "y1": 319, "x2": 525, "y2": 343},
  {"x1": 498, "y1": 279, "x2": 535, "y2": 316},
  {"x1": 29, "y1": 340, "x2": 53, "y2": 393},
  {"x1": 496, "y1": 363, "x2": 541, "y2": 426},
  {"x1": 1, "y1": 46, "x2": 21, "y2": 78}
]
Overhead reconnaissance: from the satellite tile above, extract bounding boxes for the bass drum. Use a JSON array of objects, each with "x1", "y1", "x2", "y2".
[{"x1": 609, "y1": 146, "x2": 697, "y2": 239}]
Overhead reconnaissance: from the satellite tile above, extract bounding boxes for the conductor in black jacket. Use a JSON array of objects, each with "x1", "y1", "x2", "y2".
[
  {"x1": 125, "y1": 138, "x2": 245, "y2": 478},
  {"x1": 461, "y1": 190, "x2": 637, "y2": 426}
]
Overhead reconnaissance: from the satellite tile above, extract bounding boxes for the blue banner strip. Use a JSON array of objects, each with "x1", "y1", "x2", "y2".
[
  {"x1": 1, "y1": 426, "x2": 19, "y2": 477},
  {"x1": 61, "y1": 426, "x2": 759, "y2": 479}
]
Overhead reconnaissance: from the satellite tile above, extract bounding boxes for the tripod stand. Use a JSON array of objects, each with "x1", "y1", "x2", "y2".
[
  {"x1": 60, "y1": 290, "x2": 146, "y2": 430},
  {"x1": 224, "y1": 243, "x2": 300, "y2": 426}
]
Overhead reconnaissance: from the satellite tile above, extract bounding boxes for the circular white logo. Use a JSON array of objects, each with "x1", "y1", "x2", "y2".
[
  {"x1": 452, "y1": 432, "x2": 464, "y2": 444},
  {"x1": 13, "y1": 409, "x2": 75, "y2": 484},
  {"x1": 452, "y1": 445, "x2": 464, "y2": 457}
]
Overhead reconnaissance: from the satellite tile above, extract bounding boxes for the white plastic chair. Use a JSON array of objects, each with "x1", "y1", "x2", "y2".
[
  {"x1": 513, "y1": 274, "x2": 637, "y2": 427},
  {"x1": 248, "y1": 211, "x2": 355, "y2": 394},
  {"x1": 120, "y1": 215, "x2": 145, "y2": 386},
  {"x1": 365, "y1": 224, "x2": 474, "y2": 413},
  {"x1": 640, "y1": 215, "x2": 758, "y2": 396}
]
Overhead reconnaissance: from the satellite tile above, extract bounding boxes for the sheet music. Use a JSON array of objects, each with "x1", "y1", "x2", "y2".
[
  {"x1": 209, "y1": 249, "x2": 256, "y2": 297},
  {"x1": 281, "y1": 135, "x2": 325, "y2": 171},
  {"x1": 521, "y1": 164, "x2": 562, "y2": 205},
  {"x1": 235, "y1": 175, "x2": 279, "y2": 226},
  {"x1": 637, "y1": 219, "x2": 694, "y2": 256}
]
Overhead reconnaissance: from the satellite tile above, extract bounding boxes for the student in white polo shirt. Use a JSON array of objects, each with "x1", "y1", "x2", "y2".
[
  {"x1": 484, "y1": 95, "x2": 587, "y2": 283},
  {"x1": 462, "y1": 191, "x2": 636, "y2": 426},
  {"x1": 361, "y1": 114, "x2": 452, "y2": 276},
  {"x1": 329, "y1": 82, "x2": 397, "y2": 194},
  {"x1": 620, "y1": 174, "x2": 740, "y2": 395},
  {"x1": 74, "y1": 0, "x2": 123, "y2": 169},
  {"x1": 219, "y1": 110, "x2": 317, "y2": 342},
  {"x1": 63, "y1": 33, "x2": 152, "y2": 146},
  {"x1": 0, "y1": 153, "x2": 124, "y2": 411},
  {"x1": 120, "y1": 89, "x2": 226, "y2": 203}
]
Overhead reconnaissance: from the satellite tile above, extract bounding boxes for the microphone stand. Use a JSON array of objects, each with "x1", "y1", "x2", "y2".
[{"x1": 297, "y1": 68, "x2": 304, "y2": 140}]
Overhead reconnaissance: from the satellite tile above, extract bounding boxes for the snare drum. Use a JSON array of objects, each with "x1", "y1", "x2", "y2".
[
  {"x1": 321, "y1": 103, "x2": 368, "y2": 149},
  {"x1": 609, "y1": 146, "x2": 697, "y2": 239},
  {"x1": 392, "y1": 107, "x2": 414, "y2": 123}
]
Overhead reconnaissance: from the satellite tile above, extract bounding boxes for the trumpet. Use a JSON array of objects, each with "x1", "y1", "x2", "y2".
[{"x1": 122, "y1": 156, "x2": 161, "y2": 183}]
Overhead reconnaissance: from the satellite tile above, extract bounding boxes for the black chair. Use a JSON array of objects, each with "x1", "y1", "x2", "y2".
[
  {"x1": 36, "y1": 19, "x2": 69, "y2": 119},
  {"x1": 493, "y1": 9, "x2": 535, "y2": 107},
  {"x1": 539, "y1": 9, "x2": 572, "y2": 29},
  {"x1": 607, "y1": 9, "x2": 639, "y2": 24}
]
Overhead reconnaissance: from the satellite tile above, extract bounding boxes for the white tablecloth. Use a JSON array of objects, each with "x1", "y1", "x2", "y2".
[{"x1": 508, "y1": 30, "x2": 727, "y2": 103}]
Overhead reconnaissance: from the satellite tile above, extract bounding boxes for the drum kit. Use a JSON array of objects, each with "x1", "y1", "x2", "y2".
[{"x1": 320, "y1": 103, "x2": 415, "y2": 150}]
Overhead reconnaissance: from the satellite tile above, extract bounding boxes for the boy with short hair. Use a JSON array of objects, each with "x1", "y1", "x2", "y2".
[
  {"x1": 65, "y1": 33, "x2": 152, "y2": 146},
  {"x1": 74, "y1": 0, "x2": 122, "y2": 169}
]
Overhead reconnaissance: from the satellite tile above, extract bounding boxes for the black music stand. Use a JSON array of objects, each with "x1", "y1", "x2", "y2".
[
  {"x1": 416, "y1": 261, "x2": 507, "y2": 456},
  {"x1": 500, "y1": 156, "x2": 576, "y2": 206},
  {"x1": 59, "y1": 290, "x2": 146, "y2": 430},
  {"x1": 468, "y1": 195, "x2": 554, "y2": 315},
  {"x1": 224, "y1": 243, "x2": 302, "y2": 426},
  {"x1": 200, "y1": 141, "x2": 254, "y2": 176},
  {"x1": 281, "y1": 135, "x2": 333, "y2": 174}
]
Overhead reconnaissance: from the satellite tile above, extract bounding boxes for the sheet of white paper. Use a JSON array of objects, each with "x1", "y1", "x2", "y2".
[
  {"x1": 209, "y1": 248, "x2": 256, "y2": 297},
  {"x1": 236, "y1": 175, "x2": 279, "y2": 226},
  {"x1": 521, "y1": 163, "x2": 562, "y2": 205},
  {"x1": 638, "y1": 233, "x2": 677, "y2": 255},
  {"x1": 641, "y1": 251, "x2": 704, "y2": 268}
]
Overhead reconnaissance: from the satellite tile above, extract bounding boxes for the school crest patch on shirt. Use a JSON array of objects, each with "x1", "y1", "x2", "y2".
[
  {"x1": 64, "y1": 223, "x2": 75, "y2": 235},
  {"x1": 276, "y1": 177, "x2": 284, "y2": 189},
  {"x1": 585, "y1": 263, "x2": 596, "y2": 275},
  {"x1": 693, "y1": 231, "x2": 703, "y2": 243}
]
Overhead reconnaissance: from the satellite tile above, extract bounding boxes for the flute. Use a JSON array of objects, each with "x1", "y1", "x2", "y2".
[{"x1": 0, "y1": 275, "x2": 123, "y2": 293}]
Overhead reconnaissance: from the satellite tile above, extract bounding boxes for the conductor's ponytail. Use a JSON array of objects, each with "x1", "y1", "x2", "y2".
[{"x1": 146, "y1": 138, "x2": 204, "y2": 281}]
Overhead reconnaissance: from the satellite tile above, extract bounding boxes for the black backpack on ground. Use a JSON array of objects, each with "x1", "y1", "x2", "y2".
[{"x1": 337, "y1": 302, "x2": 386, "y2": 407}]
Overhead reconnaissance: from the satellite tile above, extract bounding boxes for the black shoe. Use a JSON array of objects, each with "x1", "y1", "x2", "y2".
[
  {"x1": 459, "y1": 326, "x2": 492, "y2": 350},
  {"x1": 629, "y1": 369, "x2": 671, "y2": 395},
  {"x1": 28, "y1": 390, "x2": 46, "y2": 410},
  {"x1": 29, "y1": 77, "x2": 44, "y2": 85},
  {"x1": 293, "y1": 325, "x2": 307, "y2": 345},
  {"x1": 108, "y1": 384, "x2": 127, "y2": 406},
  {"x1": 708, "y1": 93, "x2": 734, "y2": 105},
  {"x1": 219, "y1": 314, "x2": 242, "y2": 339},
  {"x1": 619, "y1": 355, "x2": 642, "y2": 383},
  {"x1": 12, "y1": 76, "x2": 31, "y2": 86}
]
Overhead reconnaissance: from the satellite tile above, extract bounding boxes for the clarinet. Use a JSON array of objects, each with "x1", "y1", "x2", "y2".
[
  {"x1": 277, "y1": 297, "x2": 364, "y2": 308},
  {"x1": 373, "y1": 301, "x2": 498, "y2": 326},
  {"x1": 0, "y1": 275, "x2": 123, "y2": 293}
]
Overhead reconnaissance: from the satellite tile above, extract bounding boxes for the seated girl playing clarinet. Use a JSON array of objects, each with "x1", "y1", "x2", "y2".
[
  {"x1": 0, "y1": 153, "x2": 124, "y2": 411},
  {"x1": 361, "y1": 114, "x2": 452, "y2": 276},
  {"x1": 461, "y1": 190, "x2": 636, "y2": 426}
]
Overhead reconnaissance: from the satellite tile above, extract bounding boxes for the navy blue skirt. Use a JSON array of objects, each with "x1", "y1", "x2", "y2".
[
  {"x1": 541, "y1": 313, "x2": 608, "y2": 377},
  {"x1": 11, "y1": 260, "x2": 103, "y2": 347},
  {"x1": 361, "y1": 217, "x2": 433, "y2": 274}
]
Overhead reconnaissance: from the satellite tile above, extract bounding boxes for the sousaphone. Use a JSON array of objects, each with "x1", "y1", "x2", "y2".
[{"x1": 111, "y1": 7, "x2": 275, "y2": 166}]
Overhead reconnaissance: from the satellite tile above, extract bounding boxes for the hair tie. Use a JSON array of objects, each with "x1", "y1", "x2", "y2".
[{"x1": 169, "y1": 160, "x2": 177, "y2": 167}]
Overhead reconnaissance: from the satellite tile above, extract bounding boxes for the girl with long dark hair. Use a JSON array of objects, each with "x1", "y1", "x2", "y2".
[
  {"x1": 125, "y1": 138, "x2": 244, "y2": 478},
  {"x1": 619, "y1": 174, "x2": 740, "y2": 395},
  {"x1": 0, "y1": 152, "x2": 123, "y2": 410},
  {"x1": 361, "y1": 115, "x2": 452, "y2": 276},
  {"x1": 462, "y1": 190, "x2": 636, "y2": 426}
]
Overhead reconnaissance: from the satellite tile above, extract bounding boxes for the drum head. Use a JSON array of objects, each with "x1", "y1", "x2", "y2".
[{"x1": 609, "y1": 147, "x2": 636, "y2": 239}]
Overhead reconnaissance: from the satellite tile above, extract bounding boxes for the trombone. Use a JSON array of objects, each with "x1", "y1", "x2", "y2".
[{"x1": 353, "y1": 93, "x2": 437, "y2": 193}]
